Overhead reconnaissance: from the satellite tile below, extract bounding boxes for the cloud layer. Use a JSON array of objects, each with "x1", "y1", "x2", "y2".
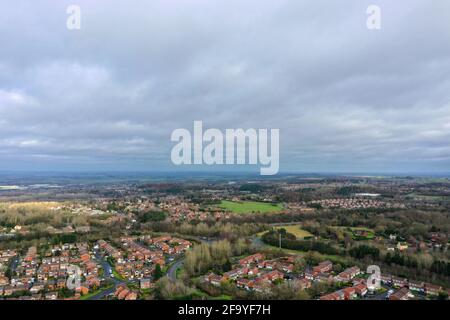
[{"x1": 1, "y1": 0, "x2": 450, "y2": 173}]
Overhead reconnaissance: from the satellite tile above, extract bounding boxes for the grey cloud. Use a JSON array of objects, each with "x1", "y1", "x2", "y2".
[{"x1": 0, "y1": 0, "x2": 449, "y2": 172}]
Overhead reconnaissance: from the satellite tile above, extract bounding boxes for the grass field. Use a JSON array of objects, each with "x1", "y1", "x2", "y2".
[
  {"x1": 273, "y1": 225, "x2": 314, "y2": 239},
  {"x1": 176, "y1": 267, "x2": 185, "y2": 280},
  {"x1": 332, "y1": 226, "x2": 375, "y2": 240},
  {"x1": 258, "y1": 225, "x2": 314, "y2": 239},
  {"x1": 261, "y1": 244, "x2": 353, "y2": 266},
  {"x1": 219, "y1": 200, "x2": 283, "y2": 214},
  {"x1": 2, "y1": 201, "x2": 61, "y2": 210},
  {"x1": 406, "y1": 193, "x2": 449, "y2": 202},
  {"x1": 112, "y1": 268, "x2": 125, "y2": 281}
]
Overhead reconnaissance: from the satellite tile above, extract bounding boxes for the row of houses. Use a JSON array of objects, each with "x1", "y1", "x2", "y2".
[
  {"x1": 0, "y1": 289, "x2": 61, "y2": 300},
  {"x1": 309, "y1": 198, "x2": 404, "y2": 210},
  {"x1": 98, "y1": 239, "x2": 122, "y2": 259},
  {"x1": 158, "y1": 199, "x2": 229, "y2": 222},
  {"x1": 389, "y1": 287, "x2": 414, "y2": 300},
  {"x1": 1, "y1": 243, "x2": 102, "y2": 299},
  {"x1": 205, "y1": 255, "x2": 367, "y2": 297},
  {"x1": 381, "y1": 274, "x2": 446, "y2": 296},
  {"x1": 334, "y1": 266, "x2": 361, "y2": 282},
  {"x1": 305, "y1": 261, "x2": 365, "y2": 286},
  {"x1": 97, "y1": 236, "x2": 191, "y2": 281},
  {"x1": 98, "y1": 239, "x2": 154, "y2": 280},
  {"x1": 305, "y1": 260, "x2": 334, "y2": 282},
  {"x1": 121, "y1": 237, "x2": 165, "y2": 266},
  {"x1": 205, "y1": 269, "x2": 285, "y2": 293},
  {"x1": 142, "y1": 235, "x2": 192, "y2": 255},
  {"x1": 0, "y1": 250, "x2": 18, "y2": 287},
  {"x1": 320, "y1": 280, "x2": 368, "y2": 300},
  {"x1": 205, "y1": 254, "x2": 296, "y2": 293},
  {"x1": 114, "y1": 284, "x2": 138, "y2": 300}
]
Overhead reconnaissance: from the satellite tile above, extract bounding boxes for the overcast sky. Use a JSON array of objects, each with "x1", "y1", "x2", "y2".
[{"x1": 0, "y1": 0, "x2": 449, "y2": 174}]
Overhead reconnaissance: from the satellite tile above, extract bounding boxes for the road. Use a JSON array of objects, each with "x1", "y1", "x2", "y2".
[
  {"x1": 95, "y1": 250, "x2": 113, "y2": 276},
  {"x1": 364, "y1": 286, "x2": 390, "y2": 300},
  {"x1": 9, "y1": 256, "x2": 19, "y2": 274},
  {"x1": 166, "y1": 236, "x2": 216, "y2": 282},
  {"x1": 87, "y1": 284, "x2": 118, "y2": 300},
  {"x1": 88, "y1": 250, "x2": 125, "y2": 300},
  {"x1": 167, "y1": 259, "x2": 184, "y2": 282},
  {"x1": 90, "y1": 236, "x2": 213, "y2": 298},
  {"x1": 364, "y1": 284, "x2": 427, "y2": 300}
]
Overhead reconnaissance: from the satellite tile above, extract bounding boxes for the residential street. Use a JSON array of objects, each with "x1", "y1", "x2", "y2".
[
  {"x1": 167, "y1": 259, "x2": 184, "y2": 282},
  {"x1": 88, "y1": 250, "x2": 125, "y2": 300}
]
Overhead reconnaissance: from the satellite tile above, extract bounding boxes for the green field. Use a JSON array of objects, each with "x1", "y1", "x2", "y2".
[
  {"x1": 333, "y1": 226, "x2": 375, "y2": 240},
  {"x1": 112, "y1": 268, "x2": 125, "y2": 281},
  {"x1": 219, "y1": 200, "x2": 283, "y2": 214},
  {"x1": 258, "y1": 225, "x2": 314, "y2": 239},
  {"x1": 406, "y1": 193, "x2": 449, "y2": 202},
  {"x1": 258, "y1": 244, "x2": 353, "y2": 266},
  {"x1": 176, "y1": 267, "x2": 185, "y2": 280}
]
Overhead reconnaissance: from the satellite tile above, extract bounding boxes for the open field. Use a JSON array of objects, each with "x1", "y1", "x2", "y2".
[
  {"x1": 0, "y1": 185, "x2": 25, "y2": 190},
  {"x1": 406, "y1": 193, "x2": 450, "y2": 202},
  {"x1": 1, "y1": 201, "x2": 61, "y2": 210},
  {"x1": 332, "y1": 226, "x2": 375, "y2": 240},
  {"x1": 219, "y1": 200, "x2": 283, "y2": 214},
  {"x1": 257, "y1": 243, "x2": 353, "y2": 266},
  {"x1": 258, "y1": 225, "x2": 314, "y2": 239}
]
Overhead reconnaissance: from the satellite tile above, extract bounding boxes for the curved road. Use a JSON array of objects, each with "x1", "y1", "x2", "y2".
[
  {"x1": 88, "y1": 250, "x2": 126, "y2": 300},
  {"x1": 90, "y1": 253, "x2": 185, "y2": 299},
  {"x1": 166, "y1": 236, "x2": 216, "y2": 282},
  {"x1": 167, "y1": 259, "x2": 184, "y2": 282},
  {"x1": 89, "y1": 236, "x2": 214, "y2": 298}
]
